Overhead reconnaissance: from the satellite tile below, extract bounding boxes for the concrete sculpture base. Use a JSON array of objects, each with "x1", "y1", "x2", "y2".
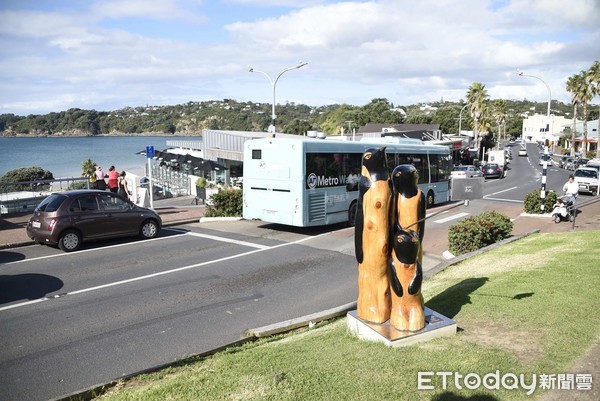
[{"x1": 347, "y1": 307, "x2": 456, "y2": 347}]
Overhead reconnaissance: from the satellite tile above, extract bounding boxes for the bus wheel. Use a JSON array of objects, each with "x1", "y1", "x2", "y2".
[
  {"x1": 426, "y1": 190, "x2": 435, "y2": 209},
  {"x1": 348, "y1": 201, "x2": 357, "y2": 227}
]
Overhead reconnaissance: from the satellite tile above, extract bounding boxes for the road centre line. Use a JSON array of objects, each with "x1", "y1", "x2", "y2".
[
  {"x1": 0, "y1": 232, "x2": 328, "y2": 312},
  {"x1": 185, "y1": 232, "x2": 270, "y2": 249},
  {"x1": 434, "y1": 212, "x2": 470, "y2": 224}
]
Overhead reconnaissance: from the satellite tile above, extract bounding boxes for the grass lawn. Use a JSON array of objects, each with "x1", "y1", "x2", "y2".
[{"x1": 94, "y1": 231, "x2": 599, "y2": 401}]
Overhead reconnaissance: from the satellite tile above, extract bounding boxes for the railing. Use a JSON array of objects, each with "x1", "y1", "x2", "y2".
[
  {"x1": 0, "y1": 177, "x2": 90, "y2": 215},
  {"x1": 148, "y1": 162, "x2": 191, "y2": 199}
]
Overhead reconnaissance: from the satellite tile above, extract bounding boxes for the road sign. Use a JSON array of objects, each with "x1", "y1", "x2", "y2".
[{"x1": 146, "y1": 145, "x2": 155, "y2": 158}]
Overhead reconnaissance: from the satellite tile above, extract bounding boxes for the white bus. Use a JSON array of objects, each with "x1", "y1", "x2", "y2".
[{"x1": 243, "y1": 137, "x2": 452, "y2": 227}]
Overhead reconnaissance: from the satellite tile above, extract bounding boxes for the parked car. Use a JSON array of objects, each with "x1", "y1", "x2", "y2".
[
  {"x1": 574, "y1": 167, "x2": 599, "y2": 195},
  {"x1": 26, "y1": 190, "x2": 162, "y2": 252},
  {"x1": 518, "y1": 147, "x2": 527, "y2": 157},
  {"x1": 559, "y1": 156, "x2": 574, "y2": 169},
  {"x1": 570, "y1": 158, "x2": 589, "y2": 171},
  {"x1": 482, "y1": 163, "x2": 504, "y2": 179},
  {"x1": 585, "y1": 159, "x2": 600, "y2": 172},
  {"x1": 451, "y1": 165, "x2": 484, "y2": 179},
  {"x1": 538, "y1": 154, "x2": 554, "y2": 166}
]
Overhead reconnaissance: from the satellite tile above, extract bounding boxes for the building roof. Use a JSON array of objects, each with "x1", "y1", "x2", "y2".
[{"x1": 357, "y1": 123, "x2": 441, "y2": 134}]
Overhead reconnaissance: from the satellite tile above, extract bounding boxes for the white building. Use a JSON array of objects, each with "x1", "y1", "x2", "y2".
[{"x1": 521, "y1": 113, "x2": 577, "y2": 144}]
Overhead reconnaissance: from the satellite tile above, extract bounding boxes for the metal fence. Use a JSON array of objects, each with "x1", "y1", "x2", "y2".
[
  {"x1": 148, "y1": 162, "x2": 191, "y2": 199},
  {"x1": 0, "y1": 177, "x2": 90, "y2": 215}
]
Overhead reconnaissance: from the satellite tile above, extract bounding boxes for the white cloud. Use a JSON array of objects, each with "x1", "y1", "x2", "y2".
[
  {"x1": 0, "y1": 0, "x2": 598, "y2": 115},
  {"x1": 90, "y1": 0, "x2": 207, "y2": 23}
]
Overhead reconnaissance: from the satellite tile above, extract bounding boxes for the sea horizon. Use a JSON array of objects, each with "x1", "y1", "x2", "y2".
[{"x1": 0, "y1": 135, "x2": 201, "y2": 179}]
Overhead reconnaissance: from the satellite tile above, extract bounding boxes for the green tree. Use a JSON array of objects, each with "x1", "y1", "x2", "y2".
[
  {"x1": 588, "y1": 61, "x2": 600, "y2": 159},
  {"x1": 283, "y1": 118, "x2": 312, "y2": 135},
  {"x1": 81, "y1": 159, "x2": 97, "y2": 184},
  {"x1": 466, "y1": 83, "x2": 489, "y2": 158},
  {"x1": 492, "y1": 99, "x2": 507, "y2": 147},
  {"x1": 578, "y1": 70, "x2": 594, "y2": 156},
  {"x1": 566, "y1": 73, "x2": 586, "y2": 156},
  {"x1": 0, "y1": 167, "x2": 54, "y2": 191}
]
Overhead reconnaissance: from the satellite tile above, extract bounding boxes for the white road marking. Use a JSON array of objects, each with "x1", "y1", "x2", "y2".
[
  {"x1": 434, "y1": 212, "x2": 470, "y2": 224},
  {"x1": 0, "y1": 233, "x2": 188, "y2": 265},
  {"x1": 482, "y1": 186, "x2": 524, "y2": 203},
  {"x1": 485, "y1": 186, "x2": 518, "y2": 196},
  {"x1": 0, "y1": 231, "x2": 328, "y2": 312},
  {"x1": 186, "y1": 232, "x2": 270, "y2": 249}
]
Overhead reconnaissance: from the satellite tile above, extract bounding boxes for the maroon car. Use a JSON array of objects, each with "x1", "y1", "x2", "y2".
[{"x1": 26, "y1": 190, "x2": 162, "y2": 252}]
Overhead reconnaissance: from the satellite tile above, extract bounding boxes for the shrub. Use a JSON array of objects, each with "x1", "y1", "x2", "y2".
[
  {"x1": 195, "y1": 177, "x2": 208, "y2": 188},
  {"x1": 0, "y1": 167, "x2": 54, "y2": 191},
  {"x1": 524, "y1": 189, "x2": 557, "y2": 214},
  {"x1": 204, "y1": 188, "x2": 242, "y2": 217},
  {"x1": 448, "y1": 211, "x2": 513, "y2": 256}
]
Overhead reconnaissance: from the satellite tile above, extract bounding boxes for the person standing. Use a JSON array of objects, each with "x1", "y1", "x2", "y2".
[
  {"x1": 118, "y1": 171, "x2": 130, "y2": 200},
  {"x1": 107, "y1": 166, "x2": 119, "y2": 193},
  {"x1": 562, "y1": 174, "x2": 578, "y2": 204},
  {"x1": 95, "y1": 166, "x2": 107, "y2": 190}
]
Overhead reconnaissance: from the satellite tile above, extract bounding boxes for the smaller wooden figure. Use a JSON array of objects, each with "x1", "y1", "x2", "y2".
[{"x1": 389, "y1": 164, "x2": 426, "y2": 331}]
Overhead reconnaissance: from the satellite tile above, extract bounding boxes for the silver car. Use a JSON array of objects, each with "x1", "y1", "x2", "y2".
[{"x1": 451, "y1": 165, "x2": 483, "y2": 179}]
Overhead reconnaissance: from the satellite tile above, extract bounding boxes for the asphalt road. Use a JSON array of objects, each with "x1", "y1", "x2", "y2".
[
  {"x1": 0, "y1": 141, "x2": 574, "y2": 401},
  {"x1": 0, "y1": 223, "x2": 359, "y2": 401}
]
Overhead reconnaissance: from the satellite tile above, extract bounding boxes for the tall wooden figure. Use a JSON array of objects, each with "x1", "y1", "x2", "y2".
[
  {"x1": 354, "y1": 147, "x2": 392, "y2": 324},
  {"x1": 389, "y1": 164, "x2": 426, "y2": 331}
]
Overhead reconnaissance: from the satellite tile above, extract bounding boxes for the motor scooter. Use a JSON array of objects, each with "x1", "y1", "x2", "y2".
[{"x1": 551, "y1": 195, "x2": 575, "y2": 223}]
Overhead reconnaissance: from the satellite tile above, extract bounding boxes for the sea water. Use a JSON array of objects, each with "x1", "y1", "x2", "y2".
[{"x1": 0, "y1": 136, "x2": 199, "y2": 178}]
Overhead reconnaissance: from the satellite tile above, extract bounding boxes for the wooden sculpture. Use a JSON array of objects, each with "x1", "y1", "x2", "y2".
[
  {"x1": 389, "y1": 164, "x2": 426, "y2": 331},
  {"x1": 354, "y1": 147, "x2": 392, "y2": 324}
]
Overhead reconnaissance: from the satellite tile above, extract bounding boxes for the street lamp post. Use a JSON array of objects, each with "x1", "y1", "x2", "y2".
[
  {"x1": 516, "y1": 69, "x2": 552, "y2": 213},
  {"x1": 248, "y1": 61, "x2": 308, "y2": 134},
  {"x1": 458, "y1": 103, "x2": 469, "y2": 136},
  {"x1": 516, "y1": 69, "x2": 552, "y2": 143}
]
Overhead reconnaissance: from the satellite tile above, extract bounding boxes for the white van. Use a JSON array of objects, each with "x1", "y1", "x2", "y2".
[{"x1": 574, "y1": 167, "x2": 599, "y2": 195}]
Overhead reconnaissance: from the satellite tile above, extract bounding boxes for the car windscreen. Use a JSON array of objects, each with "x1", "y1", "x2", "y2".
[
  {"x1": 35, "y1": 194, "x2": 67, "y2": 212},
  {"x1": 453, "y1": 167, "x2": 468, "y2": 171},
  {"x1": 575, "y1": 170, "x2": 598, "y2": 178}
]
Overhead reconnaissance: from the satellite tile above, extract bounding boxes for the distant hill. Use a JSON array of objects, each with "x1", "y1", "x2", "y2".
[{"x1": 1, "y1": 98, "x2": 596, "y2": 138}]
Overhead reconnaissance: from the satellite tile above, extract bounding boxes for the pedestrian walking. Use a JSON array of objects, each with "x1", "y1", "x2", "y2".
[{"x1": 107, "y1": 166, "x2": 119, "y2": 193}]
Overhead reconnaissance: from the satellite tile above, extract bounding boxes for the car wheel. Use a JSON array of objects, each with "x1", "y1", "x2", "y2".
[
  {"x1": 58, "y1": 229, "x2": 82, "y2": 252},
  {"x1": 426, "y1": 190, "x2": 434, "y2": 209},
  {"x1": 347, "y1": 201, "x2": 357, "y2": 227},
  {"x1": 140, "y1": 220, "x2": 159, "y2": 239}
]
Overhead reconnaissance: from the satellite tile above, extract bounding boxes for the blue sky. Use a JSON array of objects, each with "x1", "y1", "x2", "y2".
[{"x1": 1, "y1": 0, "x2": 599, "y2": 116}]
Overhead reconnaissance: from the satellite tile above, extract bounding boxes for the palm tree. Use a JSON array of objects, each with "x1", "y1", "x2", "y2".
[
  {"x1": 466, "y1": 82, "x2": 489, "y2": 159},
  {"x1": 578, "y1": 70, "x2": 594, "y2": 157},
  {"x1": 492, "y1": 99, "x2": 507, "y2": 149},
  {"x1": 588, "y1": 61, "x2": 600, "y2": 158},
  {"x1": 566, "y1": 74, "x2": 585, "y2": 157},
  {"x1": 81, "y1": 158, "x2": 97, "y2": 187}
]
